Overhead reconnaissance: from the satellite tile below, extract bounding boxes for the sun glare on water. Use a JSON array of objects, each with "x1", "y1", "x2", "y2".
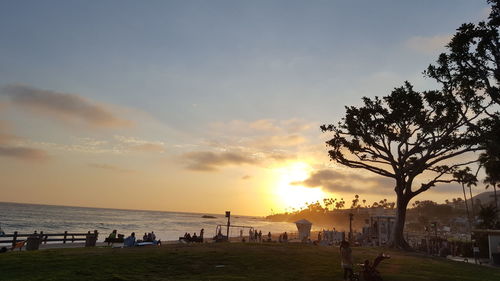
[{"x1": 274, "y1": 162, "x2": 326, "y2": 212}]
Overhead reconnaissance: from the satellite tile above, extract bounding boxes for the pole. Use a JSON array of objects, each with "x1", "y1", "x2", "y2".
[
  {"x1": 349, "y1": 213, "x2": 353, "y2": 242},
  {"x1": 426, "y1": 226, "x2": 430, "y2": 255},
  {"x1": 434, "y1": 222, "x2": 438, "y2": 254},
  {"x1": 225, "y1": 211, "x2": 231, "y2": 241}
]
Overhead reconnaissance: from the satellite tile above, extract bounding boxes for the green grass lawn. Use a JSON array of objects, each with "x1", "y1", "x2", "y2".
[{"x1": 0, "y1": 243, "x2": 499, "y2": 281}]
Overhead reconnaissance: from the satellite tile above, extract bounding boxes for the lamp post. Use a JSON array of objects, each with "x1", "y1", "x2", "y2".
[
  {"x1": 225, "y1": 211, "x2": 231, "y2": 241},
  {"x1": 349, "y1": 213, "x2": 354, "y2": 242}
]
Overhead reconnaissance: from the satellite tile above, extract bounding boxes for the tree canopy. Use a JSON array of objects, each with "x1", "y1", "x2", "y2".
[
  {"x1": 321, "y1": 81, "x2": 483, "y2": 197},
  {"x1": 425, "y1": 0, "x2": 500, "y2": 188}
]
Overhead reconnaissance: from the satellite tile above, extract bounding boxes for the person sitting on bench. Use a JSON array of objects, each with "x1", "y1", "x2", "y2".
[
  {"x1": 124, "y1": 232, "x2": 136, "y2": 247},
  {"x1": 107, "y1": 230, "x2": 117, "y2": 246}
]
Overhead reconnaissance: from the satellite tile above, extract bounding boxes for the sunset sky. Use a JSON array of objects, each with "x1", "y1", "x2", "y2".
[{"x1": 0, "y1": 0, "x2": 491, "y2": 216}]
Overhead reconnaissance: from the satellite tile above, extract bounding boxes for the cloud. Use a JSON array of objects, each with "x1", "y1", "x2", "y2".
[
  {"x1": 210, "y1": 118, "x2": 315, "y2": 135},
  {"x1": 0, "y1": 120, "x2": 48, "y2": 161},
  {"x1": 129, "y1": 143, "x2": 165, "y2": 152},
  {"x1": 405, "y1": 34, "x2": 452, "y2": 54},
  {"x1": 249, "y1": 119, "x2": 280, "y2": 131},
  {"x1": 29, "y1": 135, "x2": 166, "y2": 155},
  {"x1": 260, "y1": 151, "x2": 296, "y2": 162},
  {"x1": 1, "y1": 84, "x2": 133, "y2": 128},
  {"x1": 0, "y1": 146, "x2": 47, "y2": 161},
  {"x1": 180, "y1": 118, "x2": 316, "y2": 172},
  {"x1": 88, "y1": 163, "x2": 135, "y2": 173},
  {"x1": 250, "y1": 134, "x2": 307, "y2": 148},
  {"x1": 114, "y1": 135, "x2": 165, "y2": 153},
  {"x1": 0, "y1": 132, "x2": 18, "y2": 145},
  {"x1": 182, "y1": 151, "x2": 257, "y2": 171},
  {"x1": 293, "y1": 169, "x2": 394, "y2": 195}
]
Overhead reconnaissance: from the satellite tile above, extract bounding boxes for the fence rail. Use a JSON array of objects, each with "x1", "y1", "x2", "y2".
[{"x1": 0, "y1": 230, "x2": 98, "y2": 249}]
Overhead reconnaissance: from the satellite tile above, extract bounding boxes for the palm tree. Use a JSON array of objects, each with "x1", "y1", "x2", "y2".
[
  {"x1": 485, "y1": 183, "x2": 499, "y2": 210},
  {"x1": 469, "y1": 185, "x2": 475, "y2": 220},
  {"x1": 461, "y1": 182, "x2": 471, "y2": 230}
]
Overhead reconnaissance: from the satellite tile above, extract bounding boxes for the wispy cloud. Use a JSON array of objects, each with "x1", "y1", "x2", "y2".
[
  {"x1": 1, "y1": 84, "x2": 133, "y2": 128},
  {"x1": 181, "y1": 149, "x2": 295, "y2": 172},
  {"x1": 210, "y1": 118, "x2": 315, "y2": 135},
  {"x1": 0, "y1": 132, "x2": 18, "y2": 145},
  {"x1": 182, "y1": 151, "x2": 257, "y2": 171},
  {"x1": 129, "y1": 143, "x2": 165, "y2": 152},
  {"x1": 114, "y1": 135, "x2": 165, "y2": 153},
  {"x1": 249, "y1": 134, "x2": 307, "y2": 148},
  {"x1": 0, "y1": 120, "x2": 48, "y2": 161},
  {"x1": 405, "y1": 34, "x2": 452, "y2": 54},
  {"x1": 30, "y1": 135, "x2": 165, "y2": 155},
  {"x1": 88, "y1": 163, "x2": 135, "y2": 173},
  {"x1": 0, "y1": 146, "x2": 47, "y2": 161},
  {"x1": 293, "y1": 169, "x2": 394, "y2": 195}
]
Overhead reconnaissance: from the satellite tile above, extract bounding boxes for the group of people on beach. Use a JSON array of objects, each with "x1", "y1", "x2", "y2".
[
  {"x1": 142, "y1": 231, "x2": 156, "y2": 242},
  {"x1": 247, "y1": 229, "x2": 264, "y2": 242},
  {"x1": 242, "y1": 230, "x2": 289, "y2": 243},
  {"x1": 182, "y1": 228, "x2": 204, "y2": 243},
  {"x1": 278, "y1": 232, "x2": 289, "y2": 243},
  {"x1": 107, "y1": 230, "x2": 161, "y2": 247}
]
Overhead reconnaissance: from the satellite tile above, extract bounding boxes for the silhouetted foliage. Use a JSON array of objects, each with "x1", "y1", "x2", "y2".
[
  {"x1": 477, "y1": 204, "x2": 500, "y2": 229},
  {"x1": 425, "y1": 0, "x2": 500, "y2": 208}
]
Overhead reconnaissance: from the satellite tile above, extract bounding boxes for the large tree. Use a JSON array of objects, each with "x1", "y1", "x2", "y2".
[{"x1": 321, "y1": 82, "x2": 485, "y2": 248}]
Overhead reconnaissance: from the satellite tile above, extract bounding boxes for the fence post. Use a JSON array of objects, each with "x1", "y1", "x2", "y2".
[
  {"x1": 63, "y1": 231, "x2": 67, "y2": 244},
  {"x1": 40, "y1": 231, "x2": 47, "y2": 244},
  {"x1": 12, "y1": 231, "x2": 18, "y2": 248}
]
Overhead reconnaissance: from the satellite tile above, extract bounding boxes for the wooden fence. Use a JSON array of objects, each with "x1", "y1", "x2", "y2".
[{"x1": 0, "y1": 230, "x2": 98, "y2": 248}]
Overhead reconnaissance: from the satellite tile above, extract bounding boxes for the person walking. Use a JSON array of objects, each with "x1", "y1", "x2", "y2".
[
  {"x1": 340, "y1": 240, "x2": 354, "y2": 281},
  {"x1": 473, "y1": 242, "x2": 480, "y2": 264}
]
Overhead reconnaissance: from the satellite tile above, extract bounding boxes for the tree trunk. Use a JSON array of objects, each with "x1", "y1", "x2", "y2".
[
  {"x1": 389, "y1": 194, "x2": 410, "y2": 249},
  {"x1": 494, "y1": 184, "x2": 498, "y2": 210}
]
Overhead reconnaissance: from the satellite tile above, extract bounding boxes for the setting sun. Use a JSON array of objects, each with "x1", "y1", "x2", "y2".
[{"x1": 273, "y1": 162, "x2": 327, "y2": 211}]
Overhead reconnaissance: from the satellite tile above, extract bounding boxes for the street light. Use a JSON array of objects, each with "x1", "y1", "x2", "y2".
[{"x1": 349, "y1": 213, "x2": 354, "y2": 242}]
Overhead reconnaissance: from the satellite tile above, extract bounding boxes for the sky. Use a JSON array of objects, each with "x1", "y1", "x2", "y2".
[{"x1": 0, "y1": 0, "x2": 492, "y2": 216}]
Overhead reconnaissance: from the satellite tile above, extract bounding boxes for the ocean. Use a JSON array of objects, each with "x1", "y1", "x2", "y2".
[{"x1": 0, "y1": 202, "x2": 298, "y2": 242}]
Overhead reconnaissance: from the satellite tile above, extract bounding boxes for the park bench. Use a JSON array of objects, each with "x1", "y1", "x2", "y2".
[{"x1": 104, "y1": 234, "x2": 125, "y2": 245}]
